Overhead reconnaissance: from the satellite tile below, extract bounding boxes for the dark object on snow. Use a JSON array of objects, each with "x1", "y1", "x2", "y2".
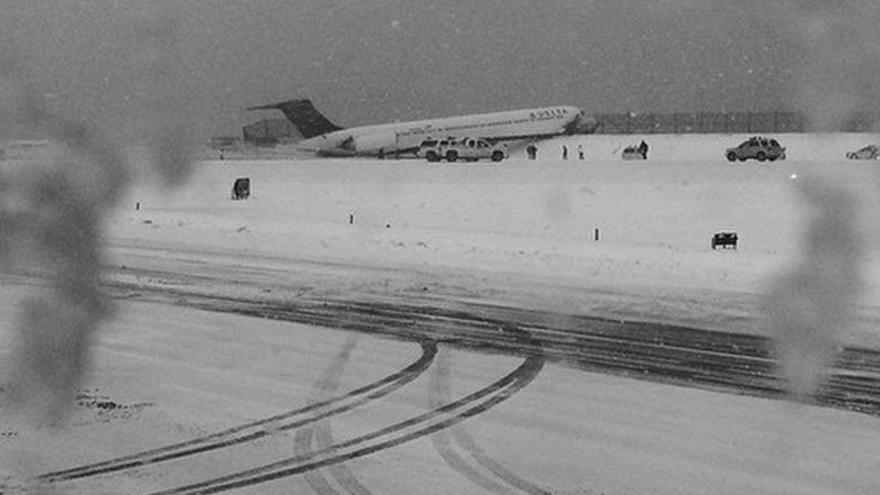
[
  {"x1": 232, "y1": 177, "x2": 250, "y2": 200},
  {"x1": 622, "y1": 145, "x2": 646, "y2": 160},
  {"x1": 622, "y1": 141, "x2": 649, "y2": 160},
  {"x1": 846, "y1": 144, "x2": 880, "y2": 160},
  {"x1": 725, "y1": 136, "x2": 786, "y2": 162},
  {"x1": 526, "y1": 143, "x2": 537, "y2": 160},
  {"x1": 711, "y1": 232, "x2": 738, "y2": 250}
]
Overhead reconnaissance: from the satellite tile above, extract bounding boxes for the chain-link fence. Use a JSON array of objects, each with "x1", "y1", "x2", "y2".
[{"x1": 595, "y1": 111, "x2": 879, "y2": 134}]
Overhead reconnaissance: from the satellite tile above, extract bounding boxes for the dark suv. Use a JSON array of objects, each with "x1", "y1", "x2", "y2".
[{"x1": 725, "y1": 136, "x2": 785, "y2": 162}]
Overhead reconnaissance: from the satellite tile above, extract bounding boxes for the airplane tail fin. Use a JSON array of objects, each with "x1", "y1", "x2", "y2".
[{"x1": 247, "y1": 99, "x2": 343, "y2": 139}]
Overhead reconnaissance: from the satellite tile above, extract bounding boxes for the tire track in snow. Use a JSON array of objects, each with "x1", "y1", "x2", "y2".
[
  {"x1": 316, "y1": 422, "x2": 374, "y2": 495},
  {"x1": 294, "y1": 335, "x2": 375, "y2": 495},
  {"x1": 428, "y1": 346, "x2": 551, "y2": 495},
  {"x1": 428, "y1": 348, "x2": 511, "y2": 494},
  {"x1": 295, "y1": 421, "x2": 375, "y2": 495},
  {"x1": 450, "y1": 426, "x2": 551, "y2": 495},
  {"x1": 36, "y1": 340, "x2": 437, "y2": 484},
  {"x1": 104, "y1": 265, "x2": 880, "y2": 419},
  {"x1": 142, "y1": 326, "x2": 544, "y2": 495}
]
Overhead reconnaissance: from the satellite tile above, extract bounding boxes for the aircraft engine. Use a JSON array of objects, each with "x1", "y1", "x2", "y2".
[{"x1": 340, "y1": 132, "x2": 398, "y2": 155}]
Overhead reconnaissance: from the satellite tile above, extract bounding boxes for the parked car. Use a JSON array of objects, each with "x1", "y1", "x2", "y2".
[
  {"x1": 846, "y1": 144, "x2": 880, "y2": 160},
  {"x1": 725, "y1": 136, "x2": 785, "y2": 162}
]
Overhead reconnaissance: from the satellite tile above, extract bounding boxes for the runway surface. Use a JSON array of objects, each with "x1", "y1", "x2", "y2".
[
  {"x1": 3, "y1": 247, "x2": 880, "y2": 494},
  {"x1": 106, "y1": 263, "x2": 880, "y2": 419}
]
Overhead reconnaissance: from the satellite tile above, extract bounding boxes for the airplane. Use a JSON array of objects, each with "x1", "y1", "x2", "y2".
[{"x1": 247, "y1": 99, "x2": 599, "y2": 157}]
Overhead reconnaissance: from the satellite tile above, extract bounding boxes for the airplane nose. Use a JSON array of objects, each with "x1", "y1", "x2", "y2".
[{"x1": 567, "y1": 114, "x2": 599, "y2": 134}]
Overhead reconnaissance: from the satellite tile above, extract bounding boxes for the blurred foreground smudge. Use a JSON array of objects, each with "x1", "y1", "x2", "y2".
[
  {"x1": 764, "y1": 179, "x2": 863, "y2": 402},
  {"x1": 759, "y1": 2, "x2": 877, "y2": 402},
  {"x1": 0, "y1": 5, "x2": 195, "y2": 432},
  {"x1": 0, "y1": 65, "x2": 126, "y2": 427}
]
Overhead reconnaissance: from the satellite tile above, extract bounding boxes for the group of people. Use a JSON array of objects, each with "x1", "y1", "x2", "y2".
[
  {"x1": 526, "y1": 143, "x2": 586, "y2": 160},
  {"x1": 526, "y1": 140, "x2": 649, "y2": 160}
]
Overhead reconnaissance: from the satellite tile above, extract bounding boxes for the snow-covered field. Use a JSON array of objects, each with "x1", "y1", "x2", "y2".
[
  {"x1": 117, "y1": 132, "x2": 880, "y2": 342},
  {"x1": 3, "y1": 132, "x2": 880, "y2": 494}
]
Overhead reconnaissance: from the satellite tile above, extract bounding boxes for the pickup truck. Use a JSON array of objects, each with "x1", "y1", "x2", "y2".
[{"x1": 420, "y1": 137, "x2": 508, "y2": 162}]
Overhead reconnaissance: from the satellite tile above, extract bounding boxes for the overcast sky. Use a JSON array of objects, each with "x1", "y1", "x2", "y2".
[{"x1": 2, "y1": 1, "x2": 878, "y2": 139}]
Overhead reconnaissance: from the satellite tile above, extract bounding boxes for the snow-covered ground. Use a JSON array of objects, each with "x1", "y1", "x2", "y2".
[
  {"x1": 116, "y1": 132, "x2": 880, "y2": 342},
  {"x1": 3, "y1": 132, "x2": 880, "y2": 494}
]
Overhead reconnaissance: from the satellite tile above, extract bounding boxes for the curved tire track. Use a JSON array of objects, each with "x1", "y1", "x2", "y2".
[
  {"x1": 143, "y1": 326, "x2": 544, "y2": 495},
  {"x1": 295, "y1": 421, "x2": 375, "y2": 495},
  {"x1": 317, "y1": 423, "x2": 375, "y2": 495},
  {"x1": 294, "y1": 335, "x2": 375, "y2": 495},
  {"x1": 428, "y1": 349, "x2": 512, "y2": 494},
  {"x1": 106, "y1": 268, "x2": 880, "y2": 418},
  {"x1": 428, "y1": 347, "x2": 551, "y2": 495},
  {"x1": 37, "y1": 339, "x2": 437, "y2": 484},
  {"x1": 57, "y1": 263, "x2": 880, "y2": 493}
]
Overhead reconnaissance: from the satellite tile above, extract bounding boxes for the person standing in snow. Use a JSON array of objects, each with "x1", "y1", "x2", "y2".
[
  {"x1": 577, "y1": 144, "x2": 585, "y2": 160},
  {"x1": 526, "y1": 143, "x2": 537, "y2": 160},
  {"x1": 562, "y1": 145, "x2": 568, "y2": 160}
]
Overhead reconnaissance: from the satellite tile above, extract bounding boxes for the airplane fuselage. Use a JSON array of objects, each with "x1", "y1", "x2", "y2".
[{"x1": 296, "y1": 105, "x2": 594, "y2": 157}]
